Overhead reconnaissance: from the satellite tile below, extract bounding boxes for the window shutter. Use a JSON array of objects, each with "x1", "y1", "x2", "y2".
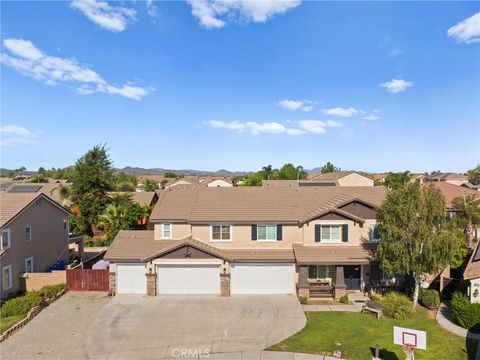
[
  {"x1": 251, "y1": 225, "x2": 257, "y2": 241},
  {"x1": 342, "y1": 224, "x2": 348, "y2": 242},
  {"x1": 315, "y1": 225, "x2": 321, "y2": 242},
  {"x1": 276, "y1": 225, "x2": 282, "y2": 241}
]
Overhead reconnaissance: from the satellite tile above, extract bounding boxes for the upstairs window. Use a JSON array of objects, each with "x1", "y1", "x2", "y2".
[
  {"x1": 25, "y1": 226, "x2": 32, "y2": 241},
  {"x1": 211, "y1": 225, "x2": 231, "y2": 241},
  {"x1": 370, "y1": 223, "x2": 380, "y2": 242},
  {"x1": 321, "y1": 225, "x2": 341, "y2": 242},
  {"x1": 162, "y1": 224, "x2": 172, "y2": 239},
  {"x1": 2, "y1": 265, "x2": 12, "y2": 290},
  {"x1": 1, "y1": 229, "x2": 11, "y2": 249},
  {"x1": 257, "y1": 225, "x2": 277, "y2": 241}
]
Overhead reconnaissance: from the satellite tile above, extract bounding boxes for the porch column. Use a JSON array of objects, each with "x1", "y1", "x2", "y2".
[
  {"x1": 220, "y1": 273, "x2": 231, "y2": 297},
  {"x1": 108, "y1": 272, "x2": 116, "y2": 295},
  {"x1": 297, "y1": 265, "x2": 310, "y2": 299},
  {"x1": 334, "y1": 265, "x2": 346, "y2": 300},
  {"x1": 146, "y1": 273, "x2": 156, "y2": 296}
]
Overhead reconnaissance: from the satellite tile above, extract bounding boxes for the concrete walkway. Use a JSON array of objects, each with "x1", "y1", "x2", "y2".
[
  {"x1": 162, "y1": 351, "x2": 344, "y2": 360},
  {"x1": 302, "y1": 304, "x2": 363, "y2": 312},
  {"x1": 436, "y1": 302, "x2": 480, "y2": 340}
]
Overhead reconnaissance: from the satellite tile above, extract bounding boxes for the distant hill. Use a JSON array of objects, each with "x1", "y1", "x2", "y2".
[{"x1": 117, "y1": 167, "x2": 251, "y2": 177}]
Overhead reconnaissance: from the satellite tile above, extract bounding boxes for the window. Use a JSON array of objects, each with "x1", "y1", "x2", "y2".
[
  {"x1": 1, "y1": 229, "x2": 11, "y2": 249},
  {"x1": 25, "y1": 257, "x2": 34, "y2": 273},
  {"x1": 211, "y1": 225, "x2": 231, "y2": 241},
  {"x1": 321, "y1": 225, "x2": 341, "y2": 242},
  {"x1": 25, "y1": 226, "x2": 32, "y2": 241},
  {"x1": 63, "y1": 220, "x2": 68, "y2": 231},
  {"x1": 308, "y1": 265, "x2": 329, "y2": 280},
  {"x1": 257, "y1": 225, "x2": 277, "y2": 241},
  {"x1": 370, "y1": 223, "x2": 380, "y2": 242},
  {"x1": 162, "y1": 224, "x2": 172, "y2": 239},
  {"x1": 2, "y1": 265, "x2": 12, "y2": 290}
]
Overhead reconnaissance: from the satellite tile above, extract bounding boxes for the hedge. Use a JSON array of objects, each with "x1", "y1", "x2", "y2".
[
  {"x1": 382, "y1": 292, "x2": 415, "y2": 320},
  {"x1": 451, "y1": 292, "x2": 480, "y2": 331},
  {"x1": 418, "y1": 288, "x2": 440, "y2": 309}
]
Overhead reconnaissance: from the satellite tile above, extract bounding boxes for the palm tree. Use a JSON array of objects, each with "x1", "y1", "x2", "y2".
[
  {"x1": 98, "y1": 204, "x2": 126, "y2": 231},
  {"x1": 51, "y1": 184, "x2": 72, "y2": 206},
  {"x1": 262, "y1": 165, "x2": 273, "y2": 180},
  {"x1": 452, "y1": 195, "x2": 480, "y2": 248},
  {"x1": 296, "y1": 165, "x2": 308, "y2": 180}
]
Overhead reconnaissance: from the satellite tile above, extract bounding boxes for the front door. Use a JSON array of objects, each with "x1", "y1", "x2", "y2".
[{"x1": 344, "y1": 265, "x2": 361, "y2": 290}]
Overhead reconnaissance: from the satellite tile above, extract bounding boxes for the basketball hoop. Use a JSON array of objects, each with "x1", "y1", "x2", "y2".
[{"x1": 401, "y1": 344, "x2": 415, "y2": 360}]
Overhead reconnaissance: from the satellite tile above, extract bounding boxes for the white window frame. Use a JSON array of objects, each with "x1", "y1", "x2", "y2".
[
  {"x1": 257, "y1": 224, "x2": 277, "y2": 242},
  {"x1": 25, "y1": 226, "x2": 32, "y2": 241},
  {"x1": 308, "y1": 265, "x2": 330, "y2": 280},
  {"x1": 162, "y1": 223, "x2": 172, "y2": 239},
  {"x1": 25, "y1": 256, "x2": 34, "y2": 273},
  {"x1": 320, "y1": 225, "x2": 342, "y2": 243},
  {"x1": 2, "y1": 265, "x2": 12, "y2": 290},
  {"x1": 210, "y1": 225, "x2": 232, "y2": 242},
  {"x1": 1, "y1": 228, "x2": 11, "y2": 250},
  {"x1": 369, "y1": 221, "x2": 380, "y2": 242}
]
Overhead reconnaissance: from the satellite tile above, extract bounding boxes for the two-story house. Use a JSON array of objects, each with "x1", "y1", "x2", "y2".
[
  {"x1": 104, "y1": 186, "x2": 388, "y2": 299},
  {"x1": 0, "y1": 192, "x2": 72, "y2": 299}
]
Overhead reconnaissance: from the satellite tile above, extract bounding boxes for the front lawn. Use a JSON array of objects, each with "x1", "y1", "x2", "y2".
[
  {"x1": 269, "y1": 309, "x2": 477, "y2": 360},
  {"x1": 0, "y1": 315, "x2": 24, "y2": 334}
]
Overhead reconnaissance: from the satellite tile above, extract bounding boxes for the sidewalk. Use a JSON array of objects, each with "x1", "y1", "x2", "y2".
[
  {"x1": 436, "y1": 302, "x2": 480, "y2": 340},
  {"x1": 163, "y1": 351, "x2": 345, "y2": 360},
  {"x1": 302, "y1": 304, "x2": 363, "y2": 312}
]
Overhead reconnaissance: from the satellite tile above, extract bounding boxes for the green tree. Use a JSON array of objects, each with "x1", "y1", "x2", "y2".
[
  {"x1": 160, "y1": 179, "x2": 169, "y2": 188},
  {"x1": 70, "y1": 145, "x2": 115, "y2": 236},
  {"x1": 296, "y1": 165, "x2": 308, "y2": 180},
  {"x1": 452, "y1": 195, "x2": 480, "y2": 248},
  {"x1": 467, "y1": 165, "x2": 480, "y2": 185},
  {"x1": 29, "y1": 173, "x2": 49, "y2": 183},
  {"x1": 143, "y1": 178, "x2": 158, "y2": 191},
  {"x1": 376, "y1": 183, "x2": 465, "y2": 307},
  {"x1": 278, "y1": 163, "x2": 298, "y2": 180},
  {"x1": 242, "y1": 172, "x2": 264, "y2": 186},
  {"x1": 117, "y1": 181, "x2": 135, "y2": 192},
  {"x1": 114, "y1": 172, "x2": 137, "y2": 191},
  {"x1": 383, "y1": 171, "x2": 412, "y2": 190},
  {"x1": 15, "y1": 166, "x2": 26, "y2": 178},
  {"x1": 164, "y1": 171, "x2": 178, "y2": 178},
  {"x1": 231, "y1": 176, "x2": 243, "y2": 186},
  {"x1": 320, "y1": 162, "x2": 340, "y2": 173},
  {"x1": 262, "y1": 165, "x2": 275, "y2": 180},
  {"x1": 50, "y1": 184, "x2": 72, "y2": 206}
]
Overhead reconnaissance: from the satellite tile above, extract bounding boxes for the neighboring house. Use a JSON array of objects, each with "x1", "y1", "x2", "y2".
[
  {"x1": 262, "y1": 180, "x2": 338, "y2": 187},
  {"x1": 109, "y1": 191, "x2": 159, "y2": 208},
  {"x1": 5, "y1": 182, "x2": 73, "y2": 206},
  {"x1": 464, "y1": 242, "x2": 480, "y2": 303},
  {"x1": 164, "y1": 178, "x2": 206, "y2": 189},
  {"x1": 308, "y1": 171, "x2": 374, "y2": 187},
  {"x1": 372, "y1": 174, "x2": 387, "y2": 183},
  {"x1": 200, "y1": 177, "x2": 233, "y2": 188},
  {"x1": 424, "y1": 172, "x2": 468, "y2": 186},
  {"x1": 0, "y1": 193, "x2": 72, "y2": 299},
  {"x1": 104, "y1": 186, "x2": 390, "y2": 299},
  {"x1": 462, "y1": 183, "x2": 480, "y2": 192}
]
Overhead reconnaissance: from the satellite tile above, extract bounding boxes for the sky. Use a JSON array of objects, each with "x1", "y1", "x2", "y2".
[{"x1": 1, "y1": 1, "x2": 479, "y2": 173}]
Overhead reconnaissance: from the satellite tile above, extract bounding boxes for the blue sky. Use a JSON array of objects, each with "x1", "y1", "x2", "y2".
[{"x1": 1, "y1": 1, "x2": 479, "y2": 173}]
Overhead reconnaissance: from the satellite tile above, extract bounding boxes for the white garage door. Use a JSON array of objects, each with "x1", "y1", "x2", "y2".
[
  {"x1": 156, "y1": 264, "x2": 220, "y2": 294},
  {"x1": 116, "y1": 264, "x2": 147, "y2": 294},
  {"x1": 231, "y1": 263, "x2": 295, "y2": 294}
]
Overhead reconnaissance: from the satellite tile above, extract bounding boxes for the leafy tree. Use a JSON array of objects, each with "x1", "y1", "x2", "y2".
[
  {"x1": 29, "y1": 174, "x2": 49, "y2": 183},
  {"x1": 467, "y1": 165, "x2": 480, "y2": 185},
  {"x1": 231, "y1": 176, "x2": 243, "y2": 186},
  {"x1": 278, "y1": 163, "x2": 299, "y2": 180},
  {"x1": 320, "y1": 162, "x2": 340, "y2": 173},
  {"x1": 15, "y1": 166, "x2": 26, "y2": 178},
  {"x1": 70, "y1": 145, "x2": 115, "y2": 236},
  {"x1": 242, "y1": 172, "x2": 264, "y2": 186},
  {"x1": 296, "y1": 165, "x2": 308, "y2": 180},
  {"x1": 376, "y1": 183, "x2": 466, "y2": 307},
  {"x1": 7, "y1": 171, "x2": 15, "y2": 178},
  {"x1": 143, "y1": 178, "x2": 158, "y2": 191},
  {"x1": 50, "y1": 184, "x2": 72, "y2": 206},
  {"x1": 160, "y1": 179, "x2": 169, "y2": 188},
  {"x1": 164, "y1": 171, "x2": 178, "y2": 178},
  {"x1": 37, "y1": 167, "x2": 47, "y2": 177},
  {"x1": 452, "y1": 195, "x2": 480, "y2": 248},
  {"x1": 114, "y1": 172, "x2": 137, "y2": 190},
  {"x1": 117, "y1": 181, "x2": 135, "y2": 192},
  {"x1": 383, "y1": 171, "x2": 412, "y2": 190}
]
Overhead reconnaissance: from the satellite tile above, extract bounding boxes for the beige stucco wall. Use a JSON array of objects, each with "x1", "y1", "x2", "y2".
[
  {"x1": 207, "y1": 180, "x2": 233, "y2": 187},
  {"x1": 470, "y1": 278, "x2": 480, "y2": 303},
  {"x1": 25, "y1": 270, "x2": 66, "y2": 291},
  {"x1": 338, "y1": 173, "x2": 374, "y2": 187},
  {"x1": 154, "y1": 223, "x2": 191, "y2": 240},
  {"x1": 303, "y1": 218, "x2": 373, "y2": 245},
  {"x1": 445, "y1": 179, "x2": 468, "y2": 186},
  {"x1": 1, "y1": 197, "x2": 70, "y2": 299}
]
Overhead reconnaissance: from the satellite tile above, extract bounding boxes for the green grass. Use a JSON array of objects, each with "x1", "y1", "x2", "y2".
[
  {"x1": 269, "y1": 309, "x2": 478, "y2": 360},
  {"x1": 0, "y1": 315, "x2": 24, "y2": 334}
]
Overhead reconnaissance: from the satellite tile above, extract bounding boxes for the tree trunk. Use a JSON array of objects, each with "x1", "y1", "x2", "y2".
[{"x1": 412, "y1": 275, "x2": 420, "y2": 308}]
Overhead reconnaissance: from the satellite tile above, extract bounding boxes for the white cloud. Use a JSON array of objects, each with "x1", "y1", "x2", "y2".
[
  {"x1": 0, "y1": 125, "x2": 40, "y2": 146},
  {"x1": 146, "y1": 0, "x2": 158, "y2": 18},
  {"x1": 387, "y1": 47, "x2": 402, "y2": 58},
  {"x1": 362, "y1": 113, "x2": 380, "y2": 121},
  {"x1": 1, "y1": 38, "x2": 151, "y2": 100},
  {"x1": 278, "y1": 99, "x2": 314, "y2": 112},
  {"x1": 322, "y1": 107, "x2": 360, "y2": 117},
  {"x1": 326, "y1": 119, "x2": 343, "y2": 127},
  {"x1": 380, "y1": 79, "x2": 413, "y2": 93},
  {"x1": 298, "y1": 120, "x2": 327, "y2": 134},
  {"x1": 207, "y1": 120, "x2": 286, "y2": 135},
  {"x1": 447, "y1": 12, "x2": 480, "y2": 44},
  {"x1": 187, "y1": 0, "x2": 301, "y2": 29},
  {"x1": 286, "y1": 128, "x2": 305, "y2": 136},
  {"x1": 70, "y1": 0, "x2": 136, "y2": 32}
]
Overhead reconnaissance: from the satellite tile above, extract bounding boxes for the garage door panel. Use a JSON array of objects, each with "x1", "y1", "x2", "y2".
[
  {"x1": 157, "y1": 264, "x2": 220, "y2": 295},
  {"x1": 117, "y1": 264, "x2": 147, "y2": 294},
  {"x1": 231, "y1": 263, "x2": 294, "y2": 294}
]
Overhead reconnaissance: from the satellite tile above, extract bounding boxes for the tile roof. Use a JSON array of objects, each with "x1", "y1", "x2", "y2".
[
  {"x1": 150, "y1": 186, "x2": 386, "y2": 223},
  {"x1": 464, "y1": 242, "x2": 480, "y2": 280},
  {"x1": 308, "y1": 171, "x2": 373, "y2": 181},
  {"x1": 262, "y1": 180, "x2": 339, "y2": 187},
  {"x1": 424, "y1": 182, "x2": 479, "y2": 208},
  {"x1": 5, "y1": 182, "x2": 72, "y2": 205},
  {"x1": 424, "y1": 172, "x2": 468, "y2": 181},
  {"x1": 293, "y1": 243, "x2": 376, "y2": 265},
  {"x1": 224, "y1": 248, "x2": 295, "y2": 262}
]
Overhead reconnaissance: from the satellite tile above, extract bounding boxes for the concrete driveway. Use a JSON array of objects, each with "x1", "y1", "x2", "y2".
[{"x1": 86, "y1": 294, "x2": 306, "y2": 360}]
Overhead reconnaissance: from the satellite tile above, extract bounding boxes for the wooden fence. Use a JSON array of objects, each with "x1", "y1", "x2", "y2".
[{"x1": 66, "y1": 269, "x2": 109, "y2": 291}]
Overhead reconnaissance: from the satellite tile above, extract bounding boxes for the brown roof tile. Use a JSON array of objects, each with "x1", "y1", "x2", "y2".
[
  {"x1": 293, "y1": 243, "x2": 376, "y2": 265},
  {"x1": 308, "y1": 171, "x2": 373, "y2": 181},
  {"x1": 224, "y1": 248, "x2": 295, "y2": 262},
  {"x1": 464, "y1": 243, "x2": 480, "y2": 280},
  {"x1": 424, "y1": 182, "x2": 479, "y2": 208}
]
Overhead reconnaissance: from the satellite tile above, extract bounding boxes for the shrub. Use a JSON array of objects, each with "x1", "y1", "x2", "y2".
[
  {"x1": 339, "y1": 295, "x2": 349, "y2": 304},
  {"x1": 451, "y1": 292, "x2": 480, "y2": 330},
  {"x1": 382, "y1": 292, "x2": 415, "y2": 320},
  {"x1": 298, "y1": 296, "x2": 308, "y2": 305},
  {"x1": 369, "y1": 291, "x2": 383, "y2": 302},
  {"x1": 37, "y1": 284, "x2": 66, "y2": 300},
  {"x1": 418, "y1": 288, "x2": 440, "y2": 309},
  {"x1": 0, "y1": 292, "x2": 43, "y2": 318}
]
